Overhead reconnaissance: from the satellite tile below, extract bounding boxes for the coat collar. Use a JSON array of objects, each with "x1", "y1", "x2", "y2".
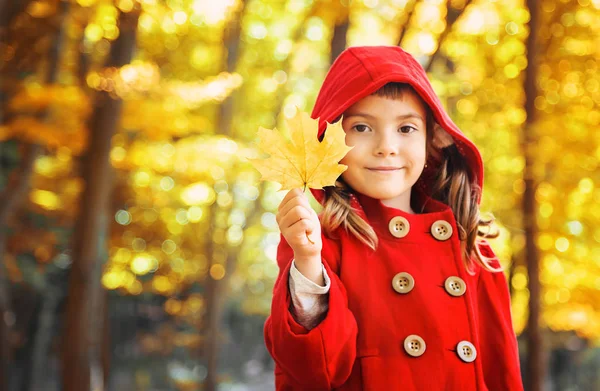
[{"x1": 347, "y1": 185, "x2": 458, "y2": 243}]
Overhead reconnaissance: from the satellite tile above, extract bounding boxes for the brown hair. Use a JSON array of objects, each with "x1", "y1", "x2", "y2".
[{"x1": 320, "y1": 82, "x2": 501, "y2": 272}]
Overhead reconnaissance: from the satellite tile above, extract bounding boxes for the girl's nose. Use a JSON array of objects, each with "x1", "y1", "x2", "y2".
[{"x1": 374, "y1": 131, "x2": 399, "y2": 156}]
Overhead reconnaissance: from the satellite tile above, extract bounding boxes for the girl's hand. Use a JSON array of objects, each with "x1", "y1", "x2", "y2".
[{"x1": 276, "y1": 188, "x2": 323, "y2": 262}]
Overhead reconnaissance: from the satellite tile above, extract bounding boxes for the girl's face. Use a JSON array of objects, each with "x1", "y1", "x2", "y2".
[{"x1": 340, "y1": 92, "x2": 428, "y2": 209}]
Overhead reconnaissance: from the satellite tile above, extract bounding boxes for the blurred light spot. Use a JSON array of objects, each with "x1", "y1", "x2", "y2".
[
  {"x1": 227, "y1": 225, "x2": 243, "y2": 245},
  {"x1": 167, "y1": 221, "x2": 183, "y2": 235},
  {"x1": 261, "y1": 212, "x2": 277, "y2": 229},
  {"x1": 284, "y1": 104, "x2": 298, "y2": 118},
  {"x1": 306, "y1": 25, "x2": 323, "y2": 41},
  {"x1": 173, "y1": 11, "x2": 187, "y2": 25},
  {"x1": 160, "y1": 176, "x2": 175, "y2": 191},
  {"x1": 115, "y1": 210, "x2": 131, "y2": 225},
  {"x1": 187, "y1": 206, "x2": 204, "y2": 222},
  {"x1": 176, "y1": 209, "x2": 189, "y2": 225},
  {"x1": 555, "y1": 237, "x2": 570, "y2": 252},
  {"x1": 116, "y1": 0, "x2": 134, "y2": 12},
  {"x1": 505, "y1": 21, "x2": 519, "y2": 35},
  {"x1": 132, "y1": 238, "x2": 147, "y2": 252},
  {"x1": 111, "y1": 146, "x2": 126, "y2": 163},
  {"x1": 567, "y1": 221, "x2": 583, "y2": 235},
  {"x1": 417, "y1": 33, "x2": 437, "y2": 55},
  {"x1": 513, "y1": 179, "x2": 525, "y2": 194},
  {"x1": 210, "y1": 264, "x2": 226, "y2": 280},
  {"x1": 181, "y1": 182, "x2": 215, "y2": 205},
  {"x1": 228, "y1": 209, "x2": 246, "y2": 226},
  {"x1": 54, "y1": 253, "x2": 72, "y2": 269},
  {"x1": 162, "y1": 239, "x2": 177, "y2": 254},
  {"x1": 217, "y1": 192, "x2": 233, "y2": 207},
  {"x1": 578, "y1": 178, "x2": 593, "y2": 193},
  {"x1": 165, "y1": 298, "x2": 182, "y2": 315},
  {"x1": 102, "y1": 271, "x2": 122, "y2": 290},
  {"x1": 557, "y1": 288, "x2": 571, "y2": 303},
  {"x1": 249, "y1": 22, "x2": 267, "y2": 39},
  {"x1": 210, "y1": 166, "x2": 225, "y2": 180},
  {"x1": 539, "y1": 202, "x2": 553, "y2": 218},
  {"x1": 504, "y1": 64, "x2": 520, "y2": 79},
  {"x1": 191, "y1": 0, "x2": 235, "y2": 24},
  {"x1": 134, "y1": 171, "x2": 151, "y2": 187},
  {"x1": 273, "y1": 70, "x2": 287, "y2": 84},
  {"x1": 31, "y1": 190, "x2": 61, "y2": 211},
  {"x1": 274, "y1": 40, "x2": 293, "y2": 60},
  {"x1": 153, "y1": 276, "x2": 172, "y2": 294},
  {"x1": 214, "y1": 180, "x2": 228, "y2": 193},
  {"x1": 126, "y1": 280, "x2": 142, "y2": 295},
  {"x1": 131, "y1": 254, "x2": 158, "y2": 275},
  {"x1": 85, "y1": 24, "x2": 104, "y2": 42},
  {"x1": 537, "y1": 233, "x2": 554, "y2": 251},
  {"x1": 144, "y1": 209, "x2": 158, "y2": 223},
  {"x1": 249, "y1": 281, "x2": 265, "y2": 295},
  {"x1": 511, "y1": 273, "x2": 528, "y2": 290}
]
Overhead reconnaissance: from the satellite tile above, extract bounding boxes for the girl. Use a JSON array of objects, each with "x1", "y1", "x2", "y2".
[{"x1": 264, "y1": 46, "x2": 523, "y2": 391}]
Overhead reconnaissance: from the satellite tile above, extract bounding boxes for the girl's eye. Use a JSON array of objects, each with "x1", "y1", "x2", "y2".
[
  {"x1": 353, "y1": 124, "x2": 371, "y2": 133},
  {"x1": 400, "y1": 126, "x2": 417, "y2": 134}
]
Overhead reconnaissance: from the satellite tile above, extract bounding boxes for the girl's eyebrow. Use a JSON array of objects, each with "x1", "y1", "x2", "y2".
[{"x1": 345, "y1": 112, "x2": 425, "y2": 123}]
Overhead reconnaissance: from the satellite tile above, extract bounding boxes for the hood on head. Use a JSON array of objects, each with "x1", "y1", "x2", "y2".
[{"x1": 308, "y1": 45, "x2": 483, "y2": 207}]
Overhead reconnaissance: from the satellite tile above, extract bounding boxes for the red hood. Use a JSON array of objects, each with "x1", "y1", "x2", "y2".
[{"x1": 309, "y1": 45, "x2": 483, "y2": 207}]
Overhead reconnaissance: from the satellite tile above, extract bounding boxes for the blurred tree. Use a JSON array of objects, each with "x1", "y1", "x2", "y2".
[
  {"x1": 62, "y1": 4, "x2": 141, "y2": 391},
  {"x1": 523, "y1": 0, "x2": 542, "y2": 389}
]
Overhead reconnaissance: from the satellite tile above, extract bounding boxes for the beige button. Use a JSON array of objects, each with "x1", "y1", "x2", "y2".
[
  {"x1": 389, "y1": 216, "x2": 410, "y2": 238},
  {"x1": 444, "y1": 276, "x2": 467, "y2": 297},
  {"x1": 431, "y1": 220, "x2": 453, "y2": 241},
  {"x1": 404, "y1": 335, "x2": 426, "y2": 357},
  {"x1": 456, "y1": 341, "x2": 477, "y2": 363},
  {"x1": 392, "y1": 272, "x2": 415, "y2": 294}
]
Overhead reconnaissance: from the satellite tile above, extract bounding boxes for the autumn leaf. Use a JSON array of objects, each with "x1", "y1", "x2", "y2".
[{"x1": 249, "y1": 110, "x2": 353, "y2": 192}]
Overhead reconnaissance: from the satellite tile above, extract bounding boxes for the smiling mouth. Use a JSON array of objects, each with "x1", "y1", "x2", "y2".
[{"x1": 367, "y1": 168, "x2": 403, "y2": 172}]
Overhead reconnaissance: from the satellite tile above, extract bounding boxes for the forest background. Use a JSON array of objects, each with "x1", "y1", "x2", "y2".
[{"x1": 1, "y1": 0, "x2": 599, "y2": 390}]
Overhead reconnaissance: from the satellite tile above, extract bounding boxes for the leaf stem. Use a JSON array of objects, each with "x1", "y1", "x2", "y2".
[{"x1": 302, "y1": 182, "x2": 314, "y2": 244}]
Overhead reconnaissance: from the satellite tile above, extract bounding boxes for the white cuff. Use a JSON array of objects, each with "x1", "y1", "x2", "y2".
[
  {"x1": 288, "y1": 259, "x2": 330, "y2": 329},
  {"x1": 289, "y1": 259, "x2": 331, "y2": 294}
]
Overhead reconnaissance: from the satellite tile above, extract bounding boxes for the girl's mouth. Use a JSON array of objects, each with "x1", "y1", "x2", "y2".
[{"x1": 367, "y1": 167, "x2": 402, "y2": 172}]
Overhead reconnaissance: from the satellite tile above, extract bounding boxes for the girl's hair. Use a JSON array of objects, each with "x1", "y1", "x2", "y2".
[{"x1": 320, "y1": 82, "x2": 501, "y2": 272}]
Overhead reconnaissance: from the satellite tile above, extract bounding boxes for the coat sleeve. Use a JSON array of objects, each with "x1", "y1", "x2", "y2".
[
  {"x1": 476, "y1": 240, "x2": 524, "y2": 391},
  {"x1": 264, "y1": 232, "x2": 358, "y2": 390}
]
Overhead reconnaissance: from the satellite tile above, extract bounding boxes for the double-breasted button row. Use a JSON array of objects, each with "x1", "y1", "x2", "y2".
[
  {"x1": 392, "y1": 272, "x2": 467, "y2": 297},
  {"x1": 403, "y1": 335, "x2": 477, "y2": 363},
  {"x1": 388, "y1": 218, "x2": 453, "y2": 241}
]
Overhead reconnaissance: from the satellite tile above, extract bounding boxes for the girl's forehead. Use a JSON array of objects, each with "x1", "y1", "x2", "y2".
[{"x1": 344, "y1": 93, "x2": 428, "y2": 116}]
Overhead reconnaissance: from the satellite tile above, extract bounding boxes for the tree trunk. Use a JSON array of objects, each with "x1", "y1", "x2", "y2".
[
  {"x1": 61, "y1": 8, "x2": 139, "y2": 391},
  {"x1": 424, "y1": 0, "x2": 472, "y2": 73},
  {"x1": 218, "y1": 0, "x2": 245, "y2": 137},
  {"x1": 0, "y1": 141, "x2": 42, "y2": 391},
  {"x1": 397, "y1": 0, "x2": 418, "y2": 47},
  {"x1": 329, "y1": 21, "x2": 348, "y2": 64},
  {"x1": 523, "y1": 0, "x2": 542, "y2": 390},
  {"x1": 0, "y1": 0, "x2": 70, "y2": 386}
]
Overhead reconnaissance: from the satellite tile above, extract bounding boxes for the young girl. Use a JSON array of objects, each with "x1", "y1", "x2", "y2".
[{"x1": 264, "y1": 46, "x2": 523, "y2": 391}]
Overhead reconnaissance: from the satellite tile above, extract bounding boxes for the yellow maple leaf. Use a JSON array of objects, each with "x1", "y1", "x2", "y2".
[{"x1": 249, "y1": 110, "x2": 353, "y2": 191}]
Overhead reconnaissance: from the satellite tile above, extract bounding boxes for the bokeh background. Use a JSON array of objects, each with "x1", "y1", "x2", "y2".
[{"x1": 0, "y1": 0, "x2": 599, "y2": 390}]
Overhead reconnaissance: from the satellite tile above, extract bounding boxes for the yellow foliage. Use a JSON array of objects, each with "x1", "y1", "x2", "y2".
[
  {"x1": 249, "y1": 110, "x2": 352, "y2": 191},
  {"x1": 6, "y1": 117, "x2": 87, "y2": 154}
]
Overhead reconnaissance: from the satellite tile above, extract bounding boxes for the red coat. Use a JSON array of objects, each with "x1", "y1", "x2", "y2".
[{"x1": 264, "y1": 46, "x2": 523, "y2": 390}]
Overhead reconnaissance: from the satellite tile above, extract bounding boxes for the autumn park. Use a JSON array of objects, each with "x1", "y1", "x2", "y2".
[{"x1": 0, "y1": 0, "x2": 599, "y2": 390}]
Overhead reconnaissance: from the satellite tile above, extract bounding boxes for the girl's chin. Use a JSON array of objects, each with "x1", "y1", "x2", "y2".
[{"x1": 361, "y1": 187, "x2": 411, "y2": 200}]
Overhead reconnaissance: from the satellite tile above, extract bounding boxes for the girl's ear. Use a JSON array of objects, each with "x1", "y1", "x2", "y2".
[
  {"x1": 432, "y1": 123, "x2": 455, "y2": 149},
  {"x1": 428, "y1": 122, "x2": 454, "y2": 161}
]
